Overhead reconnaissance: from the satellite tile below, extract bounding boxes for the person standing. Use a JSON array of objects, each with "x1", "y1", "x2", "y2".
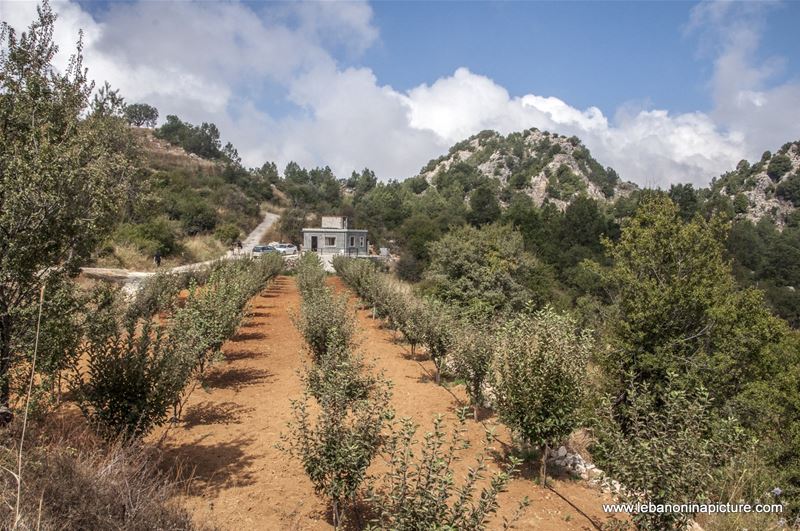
[{"x1": 154, "y1": 249, "x2": 162, "y2": 267}]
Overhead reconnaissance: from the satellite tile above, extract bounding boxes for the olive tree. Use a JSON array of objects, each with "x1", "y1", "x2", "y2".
[
  {"x1": 492, "y1": 306, "x2": 591, "y2": 485},
  {"x1": 0, "y1": 4, "x2": 136, "y2": 409}
]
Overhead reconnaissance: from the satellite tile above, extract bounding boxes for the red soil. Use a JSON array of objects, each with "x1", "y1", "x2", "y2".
[{"x1": 158, "y1": 275, "x2": 624, "y2": 530}]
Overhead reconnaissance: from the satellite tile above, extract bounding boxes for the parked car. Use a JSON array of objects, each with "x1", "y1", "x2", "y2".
[
  {"x1": 252, "y1": 245, "x2": 276, "y2": 257},
  {"x1": 274, "y1": 243, "x2": 297, "y2": 255}
]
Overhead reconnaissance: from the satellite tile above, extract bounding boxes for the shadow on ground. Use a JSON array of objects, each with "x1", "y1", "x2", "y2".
[
  {"x1": 164, "y1": 434, "x2": 260, "y2": 495},
  {"x1": 181, "y1": 401, "x2": 255, "y2": 428},
  {"x1": 202, "y1": 366, "x2": 273, "y2": 391}
]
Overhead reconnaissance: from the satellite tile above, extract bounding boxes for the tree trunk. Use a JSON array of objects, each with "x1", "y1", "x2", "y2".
[
  {"x1": 473, "y1": 405, "x2": 479, "y2": 422},
  {"x1": 540, "y1": 444, "x2": 548, "y2": 487},
  {"x1": 0, "y1": 314, "x2": 13, "y2": 408}
]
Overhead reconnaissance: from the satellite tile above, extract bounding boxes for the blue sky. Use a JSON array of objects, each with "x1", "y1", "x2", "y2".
[
  {"x1": 3, "y1": 0, "x2": 800, "y2": 186},
  {"x1": 365, "y1": 1, "x2": 799, "y2": 114}
]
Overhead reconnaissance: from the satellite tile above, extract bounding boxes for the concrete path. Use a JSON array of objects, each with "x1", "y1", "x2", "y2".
[{"x1": 82, "y1": 211, "x2": 280, "y2": 293}]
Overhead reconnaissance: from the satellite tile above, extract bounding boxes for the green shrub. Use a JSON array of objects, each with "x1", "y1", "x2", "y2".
[
  {"x1": 420, "y1": 299, "x2": 454, "y2": 384},
  {"x1": 293, "y1": 288, "x2": 356, "y2": 360},
  {"x1": 296, "y1": 252, "x2": 327, "y2": 298},
  {"x1": 492, "y1": 306, "x2": 591, "y2": 485},
  {"x1": 74, "y1": 291, "x2": 191, "y2": 439},
  {"x1": 367, "y1": 413, "x2": 527, "y2": 530},
  {"x1": 114, "y1": 217, "x2": 179, "y2": 255},
  {"x1": 214, "y1": 222, "x2": 240, "y2": 246},
  {"x1": 767, "y1": 153, "x2": 793, "y2": 182},
  {"x1": 593, "y1": 377, "x2": 744, "y2": 531},
  {"x1": 451, "y1": 322, "x2": 495, "y2": 420}
]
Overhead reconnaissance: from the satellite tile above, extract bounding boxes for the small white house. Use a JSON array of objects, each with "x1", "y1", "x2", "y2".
[{"x1": 302, "y1": 216, "x2": 369, "y2": 255}]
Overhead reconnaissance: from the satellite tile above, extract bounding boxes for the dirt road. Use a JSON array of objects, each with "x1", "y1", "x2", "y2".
[
  {"x1": 82, "y1": 211, "x2": 280, "y2": 294},
  {"x1": 160, "y1": 276, "x2": 623, "y2": 530}
]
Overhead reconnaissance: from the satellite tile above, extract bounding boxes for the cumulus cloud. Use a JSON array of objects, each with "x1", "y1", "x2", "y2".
[{"x1": 1, "y1": 0, "x2": 798, "y2": 187}]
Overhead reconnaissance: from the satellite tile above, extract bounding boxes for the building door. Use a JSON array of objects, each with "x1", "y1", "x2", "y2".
[{"x1": 311, "y1": 236, "x2": 318, "y2": 251}]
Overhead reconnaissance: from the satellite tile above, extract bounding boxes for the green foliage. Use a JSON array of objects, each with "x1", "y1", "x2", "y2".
[
  {"x1": 450, "y1": 322, "x2": 495, "y2": 419},
  {"x1": 424, "y1": 223, "x2": 548, "y2": 318},
  {"x1": 126, "y1": 268, "x2": 211, "y2": 321},
  {"x1": 669, "y1": 183, "x2": 700, "y2": 221},
  {"x1": 468, "y1": 183, "x2": 501, "y2": 226},
  {"x1": 602, "y1": 196, "x2": 800, "y2": 517},
  {"x1": 124, "y1": 102, "x2": 158, "y2": 127},
  {"x1": 214, "y1": 222, "x2": 240, "y2": 246},
  {"x1": 546, "y1": 164, "x2": 586, "y2": 201},
  {"x1": 295, "y1": 252, "x2": 327, "y2": 298},
  {"x1": 9, "y1": 276, "x2": 83, "y2": 411},
  {"x1": 285, "y1": 256, "x2": 393, "y2": 528},
  {"x1": 283, "y1": 374, "x2": 391, "y2": 528},
  {"x1": 733, "y1": 192, "x2": 749, "y2": 214},
  {"x1": 0, "y1": 4, "x2": 136, "y2": 405},
  {"x1": 367, "y1": 413, "x2": 526, "y2": 531},
  {"x1": 295, "y1": 289, "x2": 356, "y2": 361},
  {"x1": 74, "y1": 289, "x2": 190, "y2": 439},
  {"x1": 777, "y1": 171, "x2": 800, "y2": 206},
  {"x1": 113, "y1": 216, "x2": 179, "y2": 255},
  {"x1": 492, "y1": 306, "x2": 591, "y2": 484},
  {"x1": 593, "y1": 377, "x2": 744, "y2": 531},
  {"x1": 171, "y1": 256, "x2": 282, "y2": 380},
  {"x1": 155, "y1": 114, "x2": 224, "y2": 159},
  {"x1": 767, "y1": 153, "x2": 793, "y2": 182},
  {"x1": 277, "y1": 207, "x2": 307, "y2": 245},
  {"x1": 601, "y1": 195, "x2": 784, "y2": 402}
]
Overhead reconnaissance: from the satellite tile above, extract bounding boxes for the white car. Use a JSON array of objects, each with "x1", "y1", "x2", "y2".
[{"x1": 273, "y1": 243, "x2": 297, "y2": 255}]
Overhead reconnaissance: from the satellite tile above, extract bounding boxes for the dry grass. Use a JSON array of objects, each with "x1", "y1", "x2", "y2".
[
  {"x1": 94, "y1": 236, "x2": 226, "y2": 271},
  {"x1": 182, "y1": 234, "x2": 227, "y2": 263},
  {"x1": 132, "y1": 127, "x2": 220, "y2": 175},
  {"x1": 0, "y1": 415, "x2": 207, "y2": 530},
  {"x1": 259, "y1": 225, "x2": 283, "y2": 245}
]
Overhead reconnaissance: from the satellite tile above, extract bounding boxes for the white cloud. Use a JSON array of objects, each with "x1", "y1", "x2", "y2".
[{"x1": 2, "y1": 0, "x2": 798, "y2": 187}]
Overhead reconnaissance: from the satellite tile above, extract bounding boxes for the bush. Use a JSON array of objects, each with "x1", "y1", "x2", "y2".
[
  {"x1": 296, "y1": 252, "x2": 327, "y2": 298},
  {"x1": 767, "y1": 154, "x2": 793, "y2": 182},
  {"x1": 214, "y1": 222, "x2": 240, "y2": 246},
  {"x1": 294, "y1": 287, "x2": 356, "y2": 361},
  {"x1": 171, "y1": 256, "x2": 282, "y2": 381},
  {"x1": 419, "y1": 299, "x2": 454, "y2": 384},
  {"x1": 285, "y1": 258, "x2": 392, "y2": 528},
  {"x1": 73, "y1": 289, "x2": 191, "y2": 439},
  {"x1": 114, "y1": 217, "x2": 179, "y2": 255},
  {"x1": 451, "y1": 322, "x2": 495, "y2": 420},
  {"x1": 367, "y1": 413, "x2": 527, "y2": 530},
  {"x1": 593, "y1": 377, "x2": 744, "y2": 531},
  {"x1": 126, "y1": 269, "x2": 209, "y2": 321},
  {"x1": 492, "y1": 305, "x2": 591, "y2": 485}
]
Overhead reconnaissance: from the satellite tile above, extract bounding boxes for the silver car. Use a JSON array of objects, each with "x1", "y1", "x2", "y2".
[
  {"x1": 252, "y1": 245, "x2": 276, "y2": 257},
  {"x1": 274, "y1": 243, "x2": 297, "y2": 255}
]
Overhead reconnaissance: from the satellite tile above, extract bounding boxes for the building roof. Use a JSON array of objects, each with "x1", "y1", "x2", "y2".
[{"x1": 301, "y1": 227, "x2": 369, "y2": 233}]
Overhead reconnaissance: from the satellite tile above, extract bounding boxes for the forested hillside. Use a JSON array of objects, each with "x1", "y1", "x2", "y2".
[
  {"x1": 94, "y1": 123, "x2": 277, "y2": 269},
  {"x1": 418, "y1": 128, "x2": 635, "y2": 207}
]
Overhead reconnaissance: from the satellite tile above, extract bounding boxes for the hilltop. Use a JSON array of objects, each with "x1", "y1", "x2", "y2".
[{"x1": 416, "y1": 128, "x2": 636, "y2": 209}]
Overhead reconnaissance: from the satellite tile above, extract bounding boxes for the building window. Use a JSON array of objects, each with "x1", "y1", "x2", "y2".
[
  {"x1": 324, "y1": 236, "x2": 336, "y2": 246},
  {"x1": 349, "y1": 236, "x2": 355, "y2": 247},
  {"x1": 359, "y1": 236, "x2": 364, "y2": 247}
]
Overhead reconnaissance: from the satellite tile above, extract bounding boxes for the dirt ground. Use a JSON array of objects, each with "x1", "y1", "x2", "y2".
[{"x1": 159, "y1": 275, "x2": 624, "y2": 530}]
